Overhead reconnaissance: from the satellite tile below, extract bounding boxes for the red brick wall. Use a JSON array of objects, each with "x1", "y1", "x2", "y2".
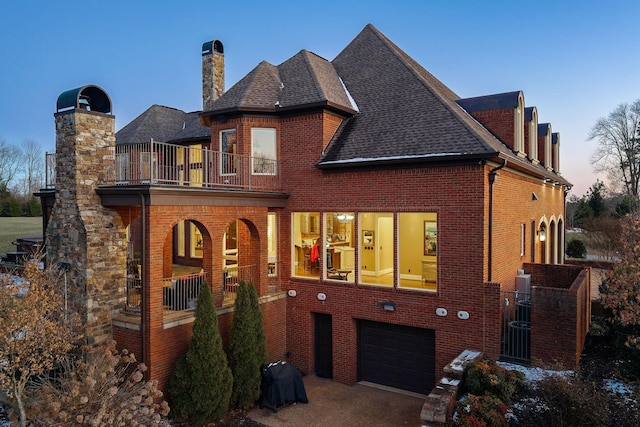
[
  {"x1": 470, "y1": 109, "x2": 515, "y2": 150},
  {"x1": 524, "y1": 264, "x2": 590, "y2": 368}
]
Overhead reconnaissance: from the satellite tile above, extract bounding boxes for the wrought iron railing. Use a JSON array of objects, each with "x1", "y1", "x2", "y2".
[
  {"x1": 123, "y1": 262, "x2": 281, "y2": 316},
  {"x1": 45, "y1": 140, "x2": 281, "y2": 191},
  {"x1": 500, "y1": 290, "x2": 531, "y2": 362}
]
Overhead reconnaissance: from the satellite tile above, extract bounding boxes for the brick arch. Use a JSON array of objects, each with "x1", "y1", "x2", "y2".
[
  {"x1": 161, "y1": 218, "x2": 213, "y2": 284},
  {"x1": 538, "y1": 217, "x2": 548, "y2": 264}
]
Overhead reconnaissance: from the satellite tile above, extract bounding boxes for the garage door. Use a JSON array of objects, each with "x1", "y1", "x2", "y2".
[{"x1": 358, "y1": 320, "x2": 435, "y2": 394}]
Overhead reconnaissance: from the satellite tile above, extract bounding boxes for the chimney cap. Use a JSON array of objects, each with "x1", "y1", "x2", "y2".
[
  {"x1": 57, "y1": 85, "x2": 111, "y2": 114},
  {"x1": 202, "y1": 40, "x2": 224, "y2": 56}
]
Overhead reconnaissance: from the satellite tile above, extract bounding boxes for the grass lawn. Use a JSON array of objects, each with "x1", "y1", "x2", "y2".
[{"x1": 0, "y1": 217, "x2": 43, "y2": 256}]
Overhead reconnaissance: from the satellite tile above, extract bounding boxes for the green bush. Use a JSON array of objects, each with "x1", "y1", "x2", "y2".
[
  {"x1": 462, "y1": 359, "x2": 525, "y2": 403},
  {"x1": 566, "y1": 238, "x2": 587, "y2": 258},
  {"x1": 168, "y1": 281, "x2": 232, "y2": 426},
  {"x1": 2, "y1": 195, "x2": 22, "y2": 217},
  {"x1": 229, "y1": 281, "x2": 268, "y2": 409},
  {"x1": 24, "y1": 196, "x2": 42, "y2": 217}
]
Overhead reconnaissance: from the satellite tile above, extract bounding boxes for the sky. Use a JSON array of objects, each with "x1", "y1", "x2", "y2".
[{"x1": 2, "y1": 0, "x2": 640, "y2": 198}]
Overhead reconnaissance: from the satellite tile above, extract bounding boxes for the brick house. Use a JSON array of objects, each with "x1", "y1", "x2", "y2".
[{"x1": 39, "y1": 24, "x2": 588, "y2": 395}]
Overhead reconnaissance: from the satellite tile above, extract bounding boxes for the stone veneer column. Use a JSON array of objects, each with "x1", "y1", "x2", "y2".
[
  {"x1": 202, "y1": 39, "x2": 224, "y2": 111},
  {"x1": 47, "y1": 106, "x2": 126, "y2": 345}
]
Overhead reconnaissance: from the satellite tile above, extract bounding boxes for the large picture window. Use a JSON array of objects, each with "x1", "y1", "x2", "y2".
[
  {"x1": 251, "y1": 128, "x2": 277, "y2": 175},
  {"x1": 359, "y1": 212, "x2": 393, "y2": 287},
  {"x1": 398, "y1": 212, "x2": 437, "y2": 291},
  {"x1": 292, "y1": 212, "x2": 320, "y2": 278},
  {"x1": 324, "y1": 213, "x2": 355, "y2": 281}
]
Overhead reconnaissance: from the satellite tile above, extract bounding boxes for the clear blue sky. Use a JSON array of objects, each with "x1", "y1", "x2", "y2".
[{"x1": 2, "y1": 0, "x2": 639, "y2": 197}]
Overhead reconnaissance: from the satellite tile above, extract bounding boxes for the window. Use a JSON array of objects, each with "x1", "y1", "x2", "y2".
[
  {"x1": 268, "y1": 213, "x2": 277, "y2": 276},
  {"x1": 324, "y1": 213, "x2": 355, "y2": 281},
  {"x1": 177, "y1": 221, "x2": 185, "y2": 257},
  {"x1": 359, "y1": 212, "x2": 394, "y2": 287},
  {"x1": 251, "y1": 128, "x2": 277, "y2": 175},
  {"x1": 292, "y1": 212, "x2": 320, "y2": 278},
  {"x1": 188, "y1": 144, "x2": 203, "y2": 187},
  {"x1": 223, "y1": 220, "x2": 237, "y2": 268},
  {"x1": 520, "y1": 223, "x2": 525, "y2": 257},
  {"x1": 220, "y1": 129, "x2": 237, "y2": 175},
  {"x1": 191, "y1": 222, "x2": 203, "y2": 258},
  {"x1": 398, "y1": 213, "x2": 437, "y2": 291}
]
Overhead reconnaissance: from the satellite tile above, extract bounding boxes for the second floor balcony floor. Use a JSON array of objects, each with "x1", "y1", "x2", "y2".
[{"x1": 45, "y1": 139, "x2": 282, "y2": 193}]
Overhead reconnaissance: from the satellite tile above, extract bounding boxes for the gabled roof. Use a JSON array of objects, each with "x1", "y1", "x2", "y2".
[
  {"x1": 538, "y1": 123, "x2": 552, "y2": 136},
  {"x1": 203, "y1": 50, "x2": 356, "y2": 115},
  {"x1": 116, "y1": 105, "x2": 208, "y2": 145},
  {"x1": 322, "y1": 24, "x2": 505, "y2": 166}
]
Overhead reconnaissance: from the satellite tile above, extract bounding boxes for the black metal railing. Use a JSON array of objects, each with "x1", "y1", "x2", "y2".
[{"x1": 500, "y1": 290, "x2": 531, "y2": 362}]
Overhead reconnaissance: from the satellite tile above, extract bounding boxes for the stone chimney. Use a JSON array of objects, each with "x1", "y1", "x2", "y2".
[
  {"x1": 47, "y1": 85, "x2": 126, "y2": 345},
  {"x1": 202, "y1": 40, "x2": 224, "y2": 111}
]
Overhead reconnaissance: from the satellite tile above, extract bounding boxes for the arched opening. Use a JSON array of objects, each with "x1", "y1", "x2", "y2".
[
  {"x1": 222, "y1": 218, "x2": 263, "y2": 302},
  {"x1": 549, "y1": 220, "x2": 557, "y2": 264},
  {"x1": 162, "y1": 220, "x2": 210, "y2": 312},
  {"x1": 539, "y1": 222, "x2": 547, "y2": 264},
  {"x1": 557, "y1": 218, "x2": 564, "y2": 264}
]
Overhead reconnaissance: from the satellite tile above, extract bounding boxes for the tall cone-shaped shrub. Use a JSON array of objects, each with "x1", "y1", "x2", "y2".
[
  {"x1": 229, "y1": 280, "x2": 268, "y2": 408},
  {"x1": 168, "y1": 281, "x2": 232, "y2": 426}
]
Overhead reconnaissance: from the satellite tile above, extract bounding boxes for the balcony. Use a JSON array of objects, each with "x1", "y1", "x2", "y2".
[{"x1": 45, "y1": 140, "x2": 281, "y2": 192}]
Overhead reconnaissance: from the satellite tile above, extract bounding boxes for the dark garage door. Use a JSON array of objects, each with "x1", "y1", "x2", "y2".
[{"x1": 358, "y1": 320, "x2": 435, "y2": 394}]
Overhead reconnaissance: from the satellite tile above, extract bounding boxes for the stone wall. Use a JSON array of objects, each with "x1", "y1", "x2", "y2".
[{"x1": 47, "y1": 108, "x2": 127, "y2": 344}]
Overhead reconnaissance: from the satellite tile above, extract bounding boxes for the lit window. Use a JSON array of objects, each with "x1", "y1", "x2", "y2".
[
  {"x1": 324, "y1": 213, "x2": 355, "y2": 281},
  {"x1": 398, "y1": 213, "x2": 437, "y2": 291},
  {"x1": 359, "y1": 212, "x2": 393, "y2": 287},
  {"x1": 292, "y1": 212, "x2": 320, "y2": 278},
  {"x1": 251, "y1": 128, "x2": 277, "y2": 175}
]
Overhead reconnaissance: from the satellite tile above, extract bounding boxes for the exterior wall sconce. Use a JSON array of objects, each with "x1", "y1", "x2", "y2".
[
  {"x1": 532, "y1": 192, "x2": 538, "y2": 201},
  {"x1": 379, "y1": 301, "x2": 396, "y2": 312},
  {"x1": 538, "y1": 229, "x2": 546, "y2": 242}
]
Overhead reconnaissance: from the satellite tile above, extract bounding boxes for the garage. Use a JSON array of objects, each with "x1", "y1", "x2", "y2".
[{"x1": 358, "y1": 320, "x2": 435, "y2": 394}]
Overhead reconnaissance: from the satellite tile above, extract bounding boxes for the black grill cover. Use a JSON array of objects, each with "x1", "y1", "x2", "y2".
[{"x1": 259, "y1": 361, "x2": 308, "y2": 413}]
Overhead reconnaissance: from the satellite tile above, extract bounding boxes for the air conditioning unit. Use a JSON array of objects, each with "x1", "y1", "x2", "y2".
[{"x1": 515, "y1": 274, "x2": 531, "y2": 295}]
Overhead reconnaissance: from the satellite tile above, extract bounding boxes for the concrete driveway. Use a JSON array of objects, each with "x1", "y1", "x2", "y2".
[{"x1": 248, "y1": 374, "x2": 426, "y2": 427}]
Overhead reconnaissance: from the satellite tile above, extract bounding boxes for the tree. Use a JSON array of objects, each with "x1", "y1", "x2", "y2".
[
  {"x1": 599, "y1": 214, "x2": 640, "y2": 349},
  {"x1": 590, "y1": 100, "x2": 640, "y2": 200},
  {"x1": 25, "y1": 341, "x2": 170, "y2": 426},
  {"x1": 0, "y1": 138, "x2": 22, "y2": 193},
  {"x1": 229, "y1": 281, "x2": 268, "y2": 408},
  {"x1": 168, "y1": 281, "x2": 232, "y2": 426},
  {"x1": 19, "y1": 139, "x2": 44, "y2": 198},
  {"x1": 0, "y1": 260, "x2": 78, "y2": 427}
]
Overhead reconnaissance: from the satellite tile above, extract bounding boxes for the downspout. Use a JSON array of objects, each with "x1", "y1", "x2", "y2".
[
  {"x1": 488, "y1": 159, "x2": 507, "y2": 282},
  {"x1": 139, "y1": 193, "x2": 146, "y2": 374}
]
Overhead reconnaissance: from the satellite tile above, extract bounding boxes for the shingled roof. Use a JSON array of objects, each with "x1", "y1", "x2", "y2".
[
  {"x1": 321, "y1": 24, "x2": 508, "y2": 166},
  {"x1": 204, "y1": 50, "x2": 356, "y2": 115},
  {"x1": 116, "y1": 105, "x2": 209, "y2": 145}
]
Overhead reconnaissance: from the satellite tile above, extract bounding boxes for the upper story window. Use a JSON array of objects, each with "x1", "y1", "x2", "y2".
[
  {"x1": 251, "y1": 128, "x2": 277, "y2": 175},
  {"x1": 220, "y1": 129, "x2": 237, "y2": 175}
]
